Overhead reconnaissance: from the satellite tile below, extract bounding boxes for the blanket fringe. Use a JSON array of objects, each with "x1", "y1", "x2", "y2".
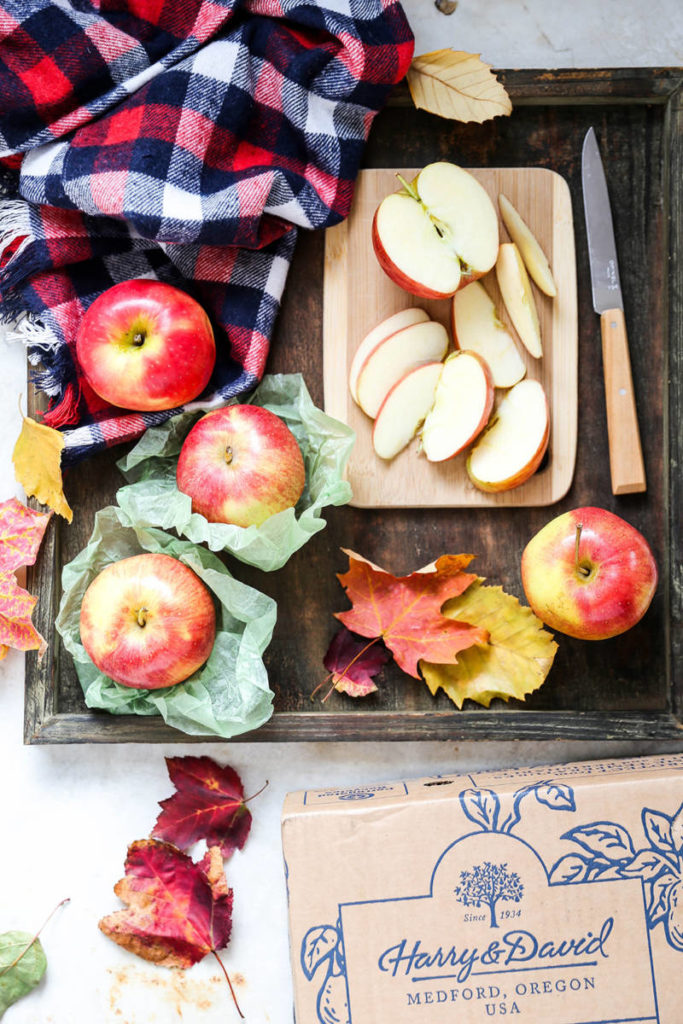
[
  {"x1": 42, "y1": 380, "x2": 82, "y2": 428},
  {"x1": 0, "y1": 197, "x2": 33, "y2": 267},
  {"x1": 0, "y1": 197, "x2": 62, "y2": 352}
]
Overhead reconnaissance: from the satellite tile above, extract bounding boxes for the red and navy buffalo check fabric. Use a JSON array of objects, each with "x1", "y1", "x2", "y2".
[{"x1": 0, "y1": 0, "x2": 413, "y2": 464}]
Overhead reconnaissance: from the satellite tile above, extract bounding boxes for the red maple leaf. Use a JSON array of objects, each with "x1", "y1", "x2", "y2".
[
  {"x1": 335, "y1": 549, "x2": 488, "y2": 678},
  {"x1": 322, "y1": 627, "x2": 390, "y2": 697},
  {"x1": 152, "y1": 756, "x2": 262, "y2": 859},
  {"x1": 99, "y1": 840, "x2": 242, "y2": 1015}
]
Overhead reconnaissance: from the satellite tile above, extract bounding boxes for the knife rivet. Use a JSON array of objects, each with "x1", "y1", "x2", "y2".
[
  {"x1": 611, "y1": 321, "x2": 617, "y2": 328},
  {"x1": 619, "y1": 388, "x2": 626, "y2": 396}
]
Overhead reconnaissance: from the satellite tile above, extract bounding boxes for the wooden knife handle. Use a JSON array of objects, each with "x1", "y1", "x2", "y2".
[{"x1": 600, "y1": 308, "x2": 646, "y2": 494}]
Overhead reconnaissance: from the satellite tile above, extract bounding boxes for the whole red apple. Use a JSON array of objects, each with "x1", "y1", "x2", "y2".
[
  {"x1": 176, "y1": 404, "x2": 306, "y2": 528},
  {"x1": 76, "y1": 279, "x2": 215, "y2": 411},
  {"x1": 80, "y1": 553, "x2": 216, "y2": 689},
  {"x1": 521, "y1": 506, "x2": 657, "y2": 640}
]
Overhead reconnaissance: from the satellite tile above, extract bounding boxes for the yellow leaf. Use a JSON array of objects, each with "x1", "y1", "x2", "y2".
[
  {"x1": 421, "y1": 578, "x2": 557, "y2": 708},
  {"x1": 12, "y1": 415, "x2": 73, "y2": 523},
  {"x1": 406, "y1": 50, "x2": 512, "y2": 124}
]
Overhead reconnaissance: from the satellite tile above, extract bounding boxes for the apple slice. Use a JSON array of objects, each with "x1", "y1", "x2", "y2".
[
  {"x1": 495, "y1": 243, "x2": 543, "y2": 359},
  {"x1": 349, "y1": 307, "x2": 430, "y2": 403},
  {"x1": 466, "y1": 378, "x2": 549, "y2": 492},
  {"x1": 372, "y1": 362, "x2": 443, "y2": 460},
  {"x1": 498, "y1": 193, "x2": 557, "y2": 297},
  {"x1": 372, "y1": 162, "x2": 499, "y2": 299},
  {"x1": 421, "y1": 351, "x2": 494, "y2": 462},
  {"x1": 355, "y1": 319, "x2": 449, "y2": 418},
  {"x1": 452, "y1": 281, "x2": 526, "y2": 389}
]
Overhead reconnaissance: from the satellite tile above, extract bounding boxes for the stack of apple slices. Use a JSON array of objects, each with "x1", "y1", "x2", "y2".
[
  {"x1": 351, "y1": 176, "x2": 559, "y2": 491},
  {"x1": 349, "y1": 303, "x2": 549, "y2": 492},
  {"x1": 349, "y1": 309, "x2": 448, "y2": 460}
]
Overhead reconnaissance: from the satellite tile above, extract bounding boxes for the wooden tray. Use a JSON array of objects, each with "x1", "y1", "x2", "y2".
[
  {"x1": 24, "y1": 68, "x2": 683, "y2": 743},
  {"x1": 323, "y1": 166, "x2": 577, "y2": 508}
]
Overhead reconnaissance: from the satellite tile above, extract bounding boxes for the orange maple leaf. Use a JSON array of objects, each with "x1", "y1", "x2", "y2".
[
  {"x1": 335, "y1": 549, "x2": 488, "y2": 678},
  {"x1": 0, "y1": 571, "x2": 46, "y2": 658}
]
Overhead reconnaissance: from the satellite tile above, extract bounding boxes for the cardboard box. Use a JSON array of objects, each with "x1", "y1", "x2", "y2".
[{"x1": 282, "y1": 753, "x2": 683, "y2": 1023}]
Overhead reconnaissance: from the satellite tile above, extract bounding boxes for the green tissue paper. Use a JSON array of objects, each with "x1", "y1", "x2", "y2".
[{"x1": 55, "y1": 506, "x2": 276, "y2": 739}]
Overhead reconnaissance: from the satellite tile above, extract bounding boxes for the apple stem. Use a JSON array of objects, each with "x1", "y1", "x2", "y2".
[
  {"x1": 136, "y1": 607, "x2": 148, "y2": 627},
  {"x1": 225, "y1": 446, "x2": 234, "y2": 466},
  {"x1": 574, "y1": 523, "x2": 591, "y2": 578},
  {"x1": 132, "y1": 332, "x2": 145, "y2": 347},
  {"x1": 395, "y1": 172, "x2": 418, "y2": 201}
]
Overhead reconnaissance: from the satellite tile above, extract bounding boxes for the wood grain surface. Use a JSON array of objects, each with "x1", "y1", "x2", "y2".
[
  {"x1": 323, "y1": 166, "x2": 577, "y2": 508},
  {"x1": 24, "y1": 69, "x2": 682, "y2": 743}
]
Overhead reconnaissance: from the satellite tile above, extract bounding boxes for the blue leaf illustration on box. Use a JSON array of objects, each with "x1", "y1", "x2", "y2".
[
  {"x1": 460, "y1": 780, "x2": 575, "y2": 835},
  {"x1": 301, "y1": 920, "x2": 350, "y2": 1024},
  {"x1": 454, "y1": 860, "x2": 524, "y2": 928},
  {"x1": 460, "y1": 787, "x2": 500, "y2": 831},
  {"x1": 302, "y1": 925, "x2": 339, "y2": 980},
  {"x1": 549, "y1": 801, "x2": 683, "y2": 952}
]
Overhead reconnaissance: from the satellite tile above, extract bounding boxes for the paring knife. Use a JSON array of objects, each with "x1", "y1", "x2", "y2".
[{"x1": 581, "y1": 126, "x2": 646, "y2": 494}]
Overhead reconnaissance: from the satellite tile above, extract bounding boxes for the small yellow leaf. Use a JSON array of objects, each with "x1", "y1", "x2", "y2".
[
  {"x1": 421, "y1": 578, "x2": 557, "y2": 708},
  {"x1": 12, "y1": 415, "x2": 73, "y2": 523},
  {"x1": 406, "y1": 50, "x2": 512, "y2": 124}
]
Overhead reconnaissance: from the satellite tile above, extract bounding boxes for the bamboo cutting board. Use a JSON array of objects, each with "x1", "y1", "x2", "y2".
[{"x1": 323, "y1": 167, "x2": 577, "y2": 508}]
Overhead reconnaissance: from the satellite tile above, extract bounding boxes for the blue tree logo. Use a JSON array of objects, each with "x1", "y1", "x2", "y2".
[{"x1": 454, "y1": 860, "x2": 524, "y2": 928}]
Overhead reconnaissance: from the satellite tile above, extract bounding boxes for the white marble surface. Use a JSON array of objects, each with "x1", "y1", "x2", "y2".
[{"x1": 1, "y1": 5, "x2": 681, "y2": 1023}]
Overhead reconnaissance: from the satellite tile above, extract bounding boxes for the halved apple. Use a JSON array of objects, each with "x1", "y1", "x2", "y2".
[
  {"x1": 452, "y1": 281, "x2": 526, "y2": 389},
  {"x1": 372, "y1": 162, "x2": 499, "y2": 300},
  {"x1": 373, "y1": 361, "x2": 443, "y2": 460},
  {"x1": 466, "y1": 378, "x2": 549, "y2": 492},
  {"x1": 349, "y1": 307, "x2": 430, "y2": 403},
  {"x1": 421, "y1": 351, "x2": 494, "y2": 462},
  {"x1": 495, "y1": 243, "x2": 543, "y2": 358},
  {"x1": 355, "y1": 319, "x2": 449, "y2": 418},
  {"x1": 498, "y1": 193, "x2": 557, "y2": 297}
]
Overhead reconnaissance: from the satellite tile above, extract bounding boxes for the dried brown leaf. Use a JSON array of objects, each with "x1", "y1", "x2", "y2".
[{"x1": 407, "y1": 49, "x2": 512, "y2": 124}]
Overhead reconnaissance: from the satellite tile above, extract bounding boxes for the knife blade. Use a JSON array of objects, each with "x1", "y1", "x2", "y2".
[{"x1": 582, "y1": 126, "x2": 646, "y2": 494}]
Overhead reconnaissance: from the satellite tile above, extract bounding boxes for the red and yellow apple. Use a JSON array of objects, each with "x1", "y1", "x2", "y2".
[
  {"x1": 521, "y1": 507, "x2": 658, "y2": 640},
  {"x1": 176, "y1": 404, "x2": 306, "y2": 528},
  {"x1": 76, "y1": 279, "x2": 215, "y2": 411},
  {"x1": 80, "y1": 553, "x2": 216, "y2": 689},
  {"x1": 372, "y1": 162, "x2": 499, "y2": 299}
]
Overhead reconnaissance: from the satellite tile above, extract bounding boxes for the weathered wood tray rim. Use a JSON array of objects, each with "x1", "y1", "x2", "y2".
[{"x1": 24, "y1": 67, "x2": 683, "y2": 744}]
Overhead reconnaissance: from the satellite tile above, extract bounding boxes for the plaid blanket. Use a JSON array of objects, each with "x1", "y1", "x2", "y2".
[{"x1": 0, "y1": 0, "x2": 413, "y2": 465}]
